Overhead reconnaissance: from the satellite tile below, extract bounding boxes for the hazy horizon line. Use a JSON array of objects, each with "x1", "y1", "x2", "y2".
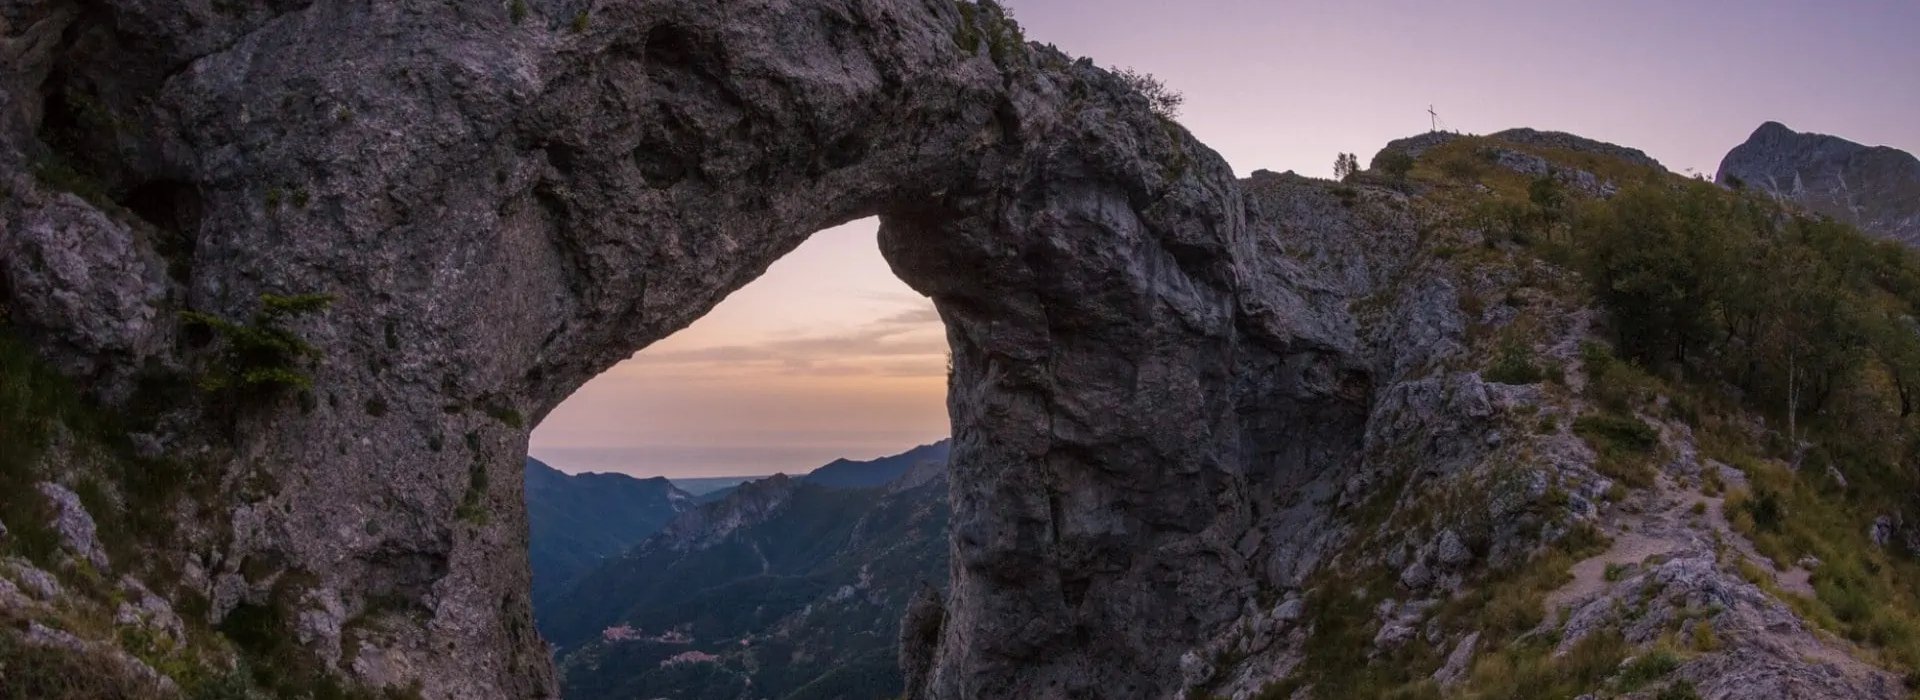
[{"x1": 530, "y1": 436, "x2": 948, "y2": 479}]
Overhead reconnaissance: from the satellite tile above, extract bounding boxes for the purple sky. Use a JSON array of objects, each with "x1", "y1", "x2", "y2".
[
  {"x1": 531, "y1": 0, "x2": 1920, "y2": 478},
  {"x1": 1016, "y1": 0, "x2": 1917, "y2": 179}
]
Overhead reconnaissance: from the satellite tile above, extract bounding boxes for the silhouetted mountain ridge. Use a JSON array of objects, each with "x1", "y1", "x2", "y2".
[
  {"x1": 524, "y1": 457, "x2": 695, "y2": 604},
  {"x1": 801, "y1": 440, "x2": 952, "y2": 489}
]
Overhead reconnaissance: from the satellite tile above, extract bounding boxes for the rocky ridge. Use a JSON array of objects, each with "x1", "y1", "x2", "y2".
[
  {"x1": 1717, "y1": 121, "x2": 1920, "y2": 245},
  {"x1": 1163, "y1": 133, "x2": 1907, "y2": 700}
]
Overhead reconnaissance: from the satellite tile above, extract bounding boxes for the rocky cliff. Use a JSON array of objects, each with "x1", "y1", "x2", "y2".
[
  {"x1": 1717, "y1": 121, "x2": 1920, "y2": 245},
  {"x1": 2, "y1": 0, "x2": 1251, "y2": 695},
  {"x1": 2, "y1": 1, "x2": 1918, "y2": 699}
]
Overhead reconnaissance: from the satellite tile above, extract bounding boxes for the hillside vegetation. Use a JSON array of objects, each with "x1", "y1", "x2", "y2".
[{"x1": 1240, "y1": 134, "x2": 1920, "y2": 700}]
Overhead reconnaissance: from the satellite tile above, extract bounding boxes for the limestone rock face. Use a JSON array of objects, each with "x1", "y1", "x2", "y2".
[
  {"x1": 0, "y1": 0, "x2": 1275, "y2": 697},
  {"x1": 1717, "y1": 121, "x2": 1920, "y2": 245}
]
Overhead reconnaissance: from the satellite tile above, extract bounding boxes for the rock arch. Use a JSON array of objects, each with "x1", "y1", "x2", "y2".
[{"x1": 1, "y1": 0, "x2": 1367, "y2": 697}]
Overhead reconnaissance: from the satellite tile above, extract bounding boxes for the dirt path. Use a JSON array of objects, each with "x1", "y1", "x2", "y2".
[
  {"x1": 1547, "y1": 462, "x2": 1817, "y2": 616},
  {"x1": 1547, "y1": 530, "x2": 1682, "y2": 612}
]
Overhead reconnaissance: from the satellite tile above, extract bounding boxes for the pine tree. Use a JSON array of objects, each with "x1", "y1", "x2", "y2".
[{"x1": 1333, "y1": 153, "x2": 1358, "y2": 181}]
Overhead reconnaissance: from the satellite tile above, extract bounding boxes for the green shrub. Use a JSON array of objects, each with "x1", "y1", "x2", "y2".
[
  {"x1": 482, "y1": 402, "x2": 524, "y2": 429},
  {"x1": 1377, "y1": 151, "x2": 1415, "y2": 183},
  {"x1": 1436, "y1": 152, "x2": 1485, "y2": 182},
  {"x1": 1617, "y1": 648, "x2": 1680, "y2": 690},
  {"x1": 1528, "y1": 174, "x2": 1567, "y2": 215},
  {"x1": 181, "y1": 293, "x2": 333, "y2": 400},
  {"x1": 0, "y1": 332, "x2": 100, "y2": 565},
  {"x1": 1574, "y1": 413, "x2": 1660, "y2": 486},
  {"x1": 1575, "y1": 413, "x2": 1658, "y2": 452},
  {"x1": 0, "y1": 627, "x2": 173, "y2": 700},
  {"x1": 1744, "y1": 487, "x2": 1783, "y2": 532},
  {"x1": 31, "y1": 157, "x2": 114, "y2": 210},
  {"x1": 1113, "y1": 66, "x2": 1183, "y2": 121},
  {"x1": 456, "y1": 460, "x2": 491, "y2": 525},
  {"x1": 1485, "y1": 340, "x2": 1545, "y2": 384}
]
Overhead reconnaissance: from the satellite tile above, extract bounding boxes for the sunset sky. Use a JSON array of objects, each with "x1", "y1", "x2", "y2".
[{"x1": 530, "y1": 0, "x2": 1920, "y2": 478}]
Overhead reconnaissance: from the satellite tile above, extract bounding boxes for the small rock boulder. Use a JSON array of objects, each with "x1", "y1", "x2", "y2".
[
  {"x1": 1432, "y1": 632, "x2": 1480, "y2": 688},
  {"x1": 36, "y1": 482, "x2": 110, "y2": 571},
  {"x1": 1871, "y1": 515, "x2": 1897, "y2": 548}
]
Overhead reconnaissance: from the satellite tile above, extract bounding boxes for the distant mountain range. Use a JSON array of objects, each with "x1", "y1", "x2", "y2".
[
  {"x1": 524, "y1": 458, "x2": 697, "y2": 603},
  {"x1": 669, "y1": 475, "x2": 766, "y2": 497},
  {"x1": 800, "y1": 440, "x2": 951, "y2": 489},
  {"x1": 667, "y1": 440, "x2": 951, "y2": 502},
  {"x1": 526, "y1": 439, "x2": 953, "y2": 700},
  {"x1": 1718, "y1": 121, "x2": 1920, "y2": 246}
]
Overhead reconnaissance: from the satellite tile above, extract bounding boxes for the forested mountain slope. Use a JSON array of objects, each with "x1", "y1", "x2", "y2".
[{"x1": 523, "y1": 458, "x2": 694, "y2": 604}]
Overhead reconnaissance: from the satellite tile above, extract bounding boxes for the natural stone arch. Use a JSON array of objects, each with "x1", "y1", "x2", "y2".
[
  {"x1": 2, "y1": 0, "x2": 1369, "y2": 698},
  {"x1": 515, "y1": 4, "x2": 1262, "y2": 697}
]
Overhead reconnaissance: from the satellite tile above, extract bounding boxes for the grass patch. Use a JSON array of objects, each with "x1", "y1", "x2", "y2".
[
  {"x1": 1616, "y1": 646, "x2": 1681, "y2": 691},
  {"x1": 0, "y1": 624, "x2": 173, "y2": 700},
  {"x1": 1573, "y1": 412, "x2": 1659, "y2": 487},
  {"x1": 1262, "y1": 523, "x2": 1611, "y2": 699},
  {"x1": 1484, "y1": 338, "x2": 1545, "y2": 385},
  {"x1": 1458, "y1": 629, "x2": 1630, "y2": 700},
  {"x1": 482, "y1": 402, "x2": 523, "y2": 429},
  {"x1": 1436, "y1": 522, "x2": 1610, "y2": 639},
  {"x1": 1707, "y1": 426, "x2": 1920, "y2": 676},
  {"x1": 455, "y1": 459, "x2": 491, "y2": 525}
]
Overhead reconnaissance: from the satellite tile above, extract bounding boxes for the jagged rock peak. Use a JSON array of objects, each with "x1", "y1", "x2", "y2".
[{"x1": 1717, "y1": 121, "x2": 1920, "y2": 245}]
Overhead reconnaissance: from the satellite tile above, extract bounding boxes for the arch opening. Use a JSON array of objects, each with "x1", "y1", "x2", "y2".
[
  {"x1": 530, "y1": 218, "x2": 949, "y2": 480},
  {"x1": 521, "y1": 217, "x2": 957, "y2": 699}
]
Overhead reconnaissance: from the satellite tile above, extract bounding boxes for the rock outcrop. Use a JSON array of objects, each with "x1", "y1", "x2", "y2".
[
  {"x1": 1372, "y1": 127, "x2": 1662, "y2": 171},
  {"x1": 0, "y1": 0, "x2": 1262, "y2": 696},
  {"x1": 1717, "y1": 121, "x2": 1920, "y2": 245}
]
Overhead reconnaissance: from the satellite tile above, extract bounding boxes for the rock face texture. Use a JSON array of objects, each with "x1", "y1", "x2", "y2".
[
  {"x1": 1718, "y1": 121, "x2": 1920, "y2": 245},
  {"x1": 0, "y1": 0, "x2": 1262, "y2": 697}
]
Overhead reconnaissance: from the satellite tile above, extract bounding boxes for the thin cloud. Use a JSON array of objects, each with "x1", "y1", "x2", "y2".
[
  {"x1": 637, "y1": 328, "x2": 945, "y2": 364},
  {"x1": 875, "y1": 307, "x2": 941, "y2": 325},
  {"x1": 623, "y1": 303, "x2": 947, "y2": 379}
]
